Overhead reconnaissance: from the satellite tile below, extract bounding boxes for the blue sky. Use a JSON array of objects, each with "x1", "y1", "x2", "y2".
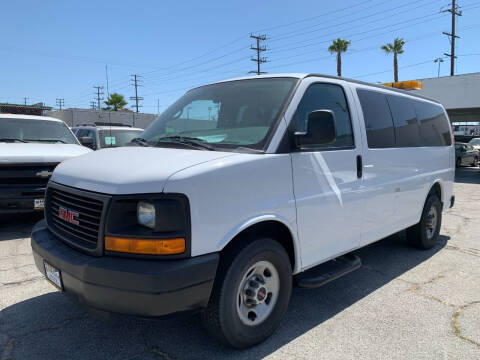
[{"x1": 1, "y1": 0, "x2": 479, "y2": 113}]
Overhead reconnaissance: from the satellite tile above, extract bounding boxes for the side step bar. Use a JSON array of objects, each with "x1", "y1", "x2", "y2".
[{"x1": 295, "y1": 254, "x2": 361, "y2": 289}]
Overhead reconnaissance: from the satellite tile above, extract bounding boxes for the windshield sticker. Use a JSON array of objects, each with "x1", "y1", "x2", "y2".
[
  {"x1": 196, "y1": 134, "x2": 227, "y2": 143},
  {"x1": 105, "y1": 136, "x2": 116, "y2": 145}
]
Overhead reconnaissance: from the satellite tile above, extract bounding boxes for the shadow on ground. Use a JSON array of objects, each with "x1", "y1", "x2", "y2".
[
  {"x1": 0, "y1": 213, "x2": 43, "y2": 241},
  {"x1": 1, "y1": 232, "x2": 448, "y2": 359},
  {"x1": 455, "y1": 166, "x2": 480, "y2": 184}
]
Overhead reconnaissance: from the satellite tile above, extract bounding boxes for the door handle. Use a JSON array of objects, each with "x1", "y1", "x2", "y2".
[{"x1": 356, "y1": 155, "x2": 362, "y2": 179}]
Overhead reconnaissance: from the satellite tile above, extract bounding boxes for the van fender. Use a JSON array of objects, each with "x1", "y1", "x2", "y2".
[
  {"x1": 417, "y1": 179, "x2": 444, "y2": 221},
  {"x1": 217, "y1": 214, "x2": 302, "y2": 274}
]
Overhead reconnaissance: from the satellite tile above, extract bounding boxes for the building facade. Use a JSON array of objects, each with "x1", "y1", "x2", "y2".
[
  {"x1": 0, "y1": 103, "x2": 52, "y2": 116},
  {"x1": 45, "y1": 108, "x2": 158, "y2": 129}
]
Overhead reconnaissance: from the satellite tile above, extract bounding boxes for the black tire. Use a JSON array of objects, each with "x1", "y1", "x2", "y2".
[
  {"x1": 201, "y1": 238, "x2": 292, "y2": 348},
  {"x1": 456, "y1": 157, "x2": 461, "y2": 168},
  {"x1": 406, "y1": 194, "x2": 442, "y2": 250},
  {"x1": 470, "y1": 157, "x2": 478, "y2": 167}
]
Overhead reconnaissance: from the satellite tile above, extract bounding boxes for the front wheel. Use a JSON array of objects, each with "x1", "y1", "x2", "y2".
[
  {"x1": 406, "y1": 194, "x2": 442, "y2": 250},
  {"x1": 201, "y1": 238, "x2": 292, "y2": 348},
  {"x1": 470, "y1": 157, "x2": 478, "y2": 167}
]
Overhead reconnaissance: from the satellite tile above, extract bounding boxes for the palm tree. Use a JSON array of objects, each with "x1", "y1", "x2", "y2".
[
  {"x1": 381, "y1": 38, "x2": 406, "y2": 83},
  {"x1": 103, "y1": 93, "x2": 127, "y2": 111},
  {"x1": 328, "y1": 38, "x2": 351, "y2": 77}
]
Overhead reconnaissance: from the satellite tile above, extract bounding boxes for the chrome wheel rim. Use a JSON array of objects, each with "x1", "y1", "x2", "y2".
[
  {"x1": 426, "y1": 206, "x2": 438, "y2": 239},
  {"x1": 236, "y1": 260, "x2": 280, "y2": 326}
]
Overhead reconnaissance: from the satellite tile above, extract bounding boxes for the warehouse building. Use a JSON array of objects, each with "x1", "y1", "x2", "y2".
[{"x1": 45, "y1": 108, "x2": 158, "y2": 129}]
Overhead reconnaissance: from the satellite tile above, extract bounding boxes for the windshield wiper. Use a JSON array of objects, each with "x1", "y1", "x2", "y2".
[
  {"x1": 25, "y1": 139, "x2": 68, "y2": 144},
  {"x1": 129, "y1": 137, "x2": 151, "y2": 147},
  {"x1": 156, "y1": 136, "x2": 215, "y2": 151},
  {"x1": 0, "y1": 138, "x2": 28, "y2": 143}
]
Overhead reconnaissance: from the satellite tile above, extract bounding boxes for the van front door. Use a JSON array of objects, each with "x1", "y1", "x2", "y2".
[{"x1": 289, "y1": 81, "x2": 365, "y2": 270}]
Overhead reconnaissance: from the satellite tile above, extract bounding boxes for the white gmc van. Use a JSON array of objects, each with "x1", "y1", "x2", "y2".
[
  {"x1": 31, "y1": 74, "x2": 455, "y2": 348},
  {"x1": 0, "y1": 114, "x2": 91, "y2": 213}
]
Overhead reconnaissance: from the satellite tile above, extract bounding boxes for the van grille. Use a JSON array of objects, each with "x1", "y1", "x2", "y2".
[
  {"x1": 0, "y1": 163, "x2": 58, "y2": 187},
  {"x1": 47, "y1": 187, "x2": 104, "y2": 249}
]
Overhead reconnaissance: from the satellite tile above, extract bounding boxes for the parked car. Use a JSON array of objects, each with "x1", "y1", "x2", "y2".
[
  {"x1": 0, "y1": 114, "x2": 91, "y2": 213},
  {"x1": 71, "y1": 123, "x2": 144, "y2": 150},
  {"x1": 455, "y1": 143, "x2": 478, "y2": 167},
  {"x1": 31, "y1": 74, "x2": 455, "y2": 348},
  {"x1": 468, "y1": 137, "x2": 480, "y2": 151}
]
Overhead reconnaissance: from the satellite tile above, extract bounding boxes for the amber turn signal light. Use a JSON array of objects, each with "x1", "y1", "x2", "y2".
[{"x1": 105, "y1": 236, "x2": 185, "y2": 255}]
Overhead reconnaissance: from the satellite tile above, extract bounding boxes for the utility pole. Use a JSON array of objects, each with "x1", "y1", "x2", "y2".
[
  {"x1": 130, "y1": 74, "x2": 143, "y2": 113},
  {"x1": 434, "y1": 58, "x2": 444, "y2": 77},
  {"x1": 90, "y1": 101, "x2": 96, "y2": 110},
  {"x1": 56, "y1": 98, "x2": 64, "y2": 110},
  {"x1": 249, "y1": 34, "x2": 267, "y2": 75},
  {"x1": 23, "y1": 97, "x2": 28, "y2": 106},
  {"x1": 93, "y1": 86, "x2": 104, "y2": 110},
  {"x1": 442, "y1": 0, "x2": 462, "y2": 76},
  {"x1": 157, "y1": 99, "x2": 160, "y2": 114}
]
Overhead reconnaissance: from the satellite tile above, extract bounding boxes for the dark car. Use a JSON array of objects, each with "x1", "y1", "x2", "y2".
[{"x1": 455, "y1": 143, "x2": 478, "y2": 168}]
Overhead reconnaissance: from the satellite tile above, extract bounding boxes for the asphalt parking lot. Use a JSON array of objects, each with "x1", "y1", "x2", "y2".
[{"x1": 1, "y1": 168, "x2": 479, "y2": 360}]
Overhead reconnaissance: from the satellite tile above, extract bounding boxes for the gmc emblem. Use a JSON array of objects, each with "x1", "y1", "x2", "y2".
[{"x1": 58, "y1": 206, "x2": 79, "y2": 225}]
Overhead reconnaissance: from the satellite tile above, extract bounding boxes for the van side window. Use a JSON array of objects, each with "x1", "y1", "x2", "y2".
[
  {"x1": 413, "y1": 101, "x2": 452, "y2": 146},
  {"x1": 294, "y1": 83, "x2": 354, "y2": 149},
  {"x1": 356, "y1": 89, "x2": 396, "y2": 148},
  {"x1": 386, "y1": 95, "x2": 421, "y2": 147}
]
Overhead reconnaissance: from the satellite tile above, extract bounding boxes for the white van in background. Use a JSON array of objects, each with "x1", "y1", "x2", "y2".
[
  {"x1": 31, "y1": 74, "x2": 454, "y2": 348},
  {"x1": 71, "y1": 123, "x2": 144, "y2": 150},
  {"x1": 0, "y1": 114, "x2": 91, "y2": 213}
]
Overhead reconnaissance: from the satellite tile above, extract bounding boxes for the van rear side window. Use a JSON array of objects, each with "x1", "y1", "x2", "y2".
[
  {"x1": 386, "y1": 95, "x2": 421, "y2": 147},
  {"x1": 356, "y1": 89, "x2": 396, "y2": 148},
  {"x1": 413, "y1": 101, "x2": 452, "y2": 146}
]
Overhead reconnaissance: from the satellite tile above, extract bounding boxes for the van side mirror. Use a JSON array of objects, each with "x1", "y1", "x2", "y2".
[
  {"x1": 79, "y1": 136, "x2": 95, "y2": 149},
  {"x1": 294, "y1": 110, "x2": 336, "y2": 147}
]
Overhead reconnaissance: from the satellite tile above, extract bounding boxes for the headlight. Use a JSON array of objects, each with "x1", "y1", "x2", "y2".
[
  {"x1": 106, "y1": 194, "x2": 191, "y2": 257},
  {"x1": 137, "y1": 201, "x2": 156, "y2": 229}
]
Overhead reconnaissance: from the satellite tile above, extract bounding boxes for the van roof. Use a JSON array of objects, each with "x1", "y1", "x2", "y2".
[
  {"x1": 206, "y1": 73, "x2": 439, "y2": 104},
  {"x1": 0, "y1": 114, "x2": 64, "y2": 122}
]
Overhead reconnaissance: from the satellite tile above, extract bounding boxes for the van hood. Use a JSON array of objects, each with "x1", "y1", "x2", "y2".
[
  {"x1": 51, "y1": 147, "x2": 236, "y2": 194},
  {"x1": 0, "y1": 143, "x2": 91, "y2": 163}
]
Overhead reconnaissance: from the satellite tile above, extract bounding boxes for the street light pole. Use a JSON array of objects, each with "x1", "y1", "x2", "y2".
[{"x1": 434, "y1": 58, "x2": 444, "y2": 77}]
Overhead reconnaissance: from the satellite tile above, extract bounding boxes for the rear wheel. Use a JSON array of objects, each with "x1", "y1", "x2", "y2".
[
  {"x1": 406, "y1": 194, "x2": 442, "y2": 250},
  {"x1": 201, "y1": 238, "x2": 292, "y2": 348}
]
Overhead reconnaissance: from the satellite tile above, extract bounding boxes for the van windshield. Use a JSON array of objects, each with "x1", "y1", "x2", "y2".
[
  {"x1": 99, "y1": 129, "x2": 144, "y2": 147},
  {"x1": 141, "y1": 78, "x2": 298, "y2": 151},
  {"x1": 0, "y1": 118, "x2": 78, "y2": 144}
]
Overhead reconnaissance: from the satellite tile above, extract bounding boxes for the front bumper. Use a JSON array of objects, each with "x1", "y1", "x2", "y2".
[
  {"x1": 31, "y1": 220, "x2": 219, "y2": 317},
  {"x1": 0, "y1": 186, "x2": 45, "y2": 214}
]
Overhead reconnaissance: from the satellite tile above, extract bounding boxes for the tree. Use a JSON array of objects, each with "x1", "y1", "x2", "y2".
[
  {"x1": 381, "y1": 38, "x2": 406, "y2": 83},
  {"x1": 328, "y1": 38, "x2": 351, "y2": 77},
  {"x1": 103, "y1": 93, "x2": 127, "y2": 111}
]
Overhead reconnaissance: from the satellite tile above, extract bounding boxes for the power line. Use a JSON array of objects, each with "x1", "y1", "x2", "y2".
[
  {"x1": 64, "y1": 1, "x2": 443, "y2": 102},
  {"x1": 130, "y1": 74, "x2": 143, "y2": 113},
  {"x1": 249, "y1": 34, "x2": 268, "y2": 75},
  {"x1": 56, "y1": 98, "x2": 65, "y2": 110},
  {"x1": 442, "y1": 0, "x2": 463, "y2": 75},
  {"x1": 268, "y1": 0, "x2": 428, "y2": 43},
  {"x1": 93, "y1": 86, "x2": 104, "y2": 110}
]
